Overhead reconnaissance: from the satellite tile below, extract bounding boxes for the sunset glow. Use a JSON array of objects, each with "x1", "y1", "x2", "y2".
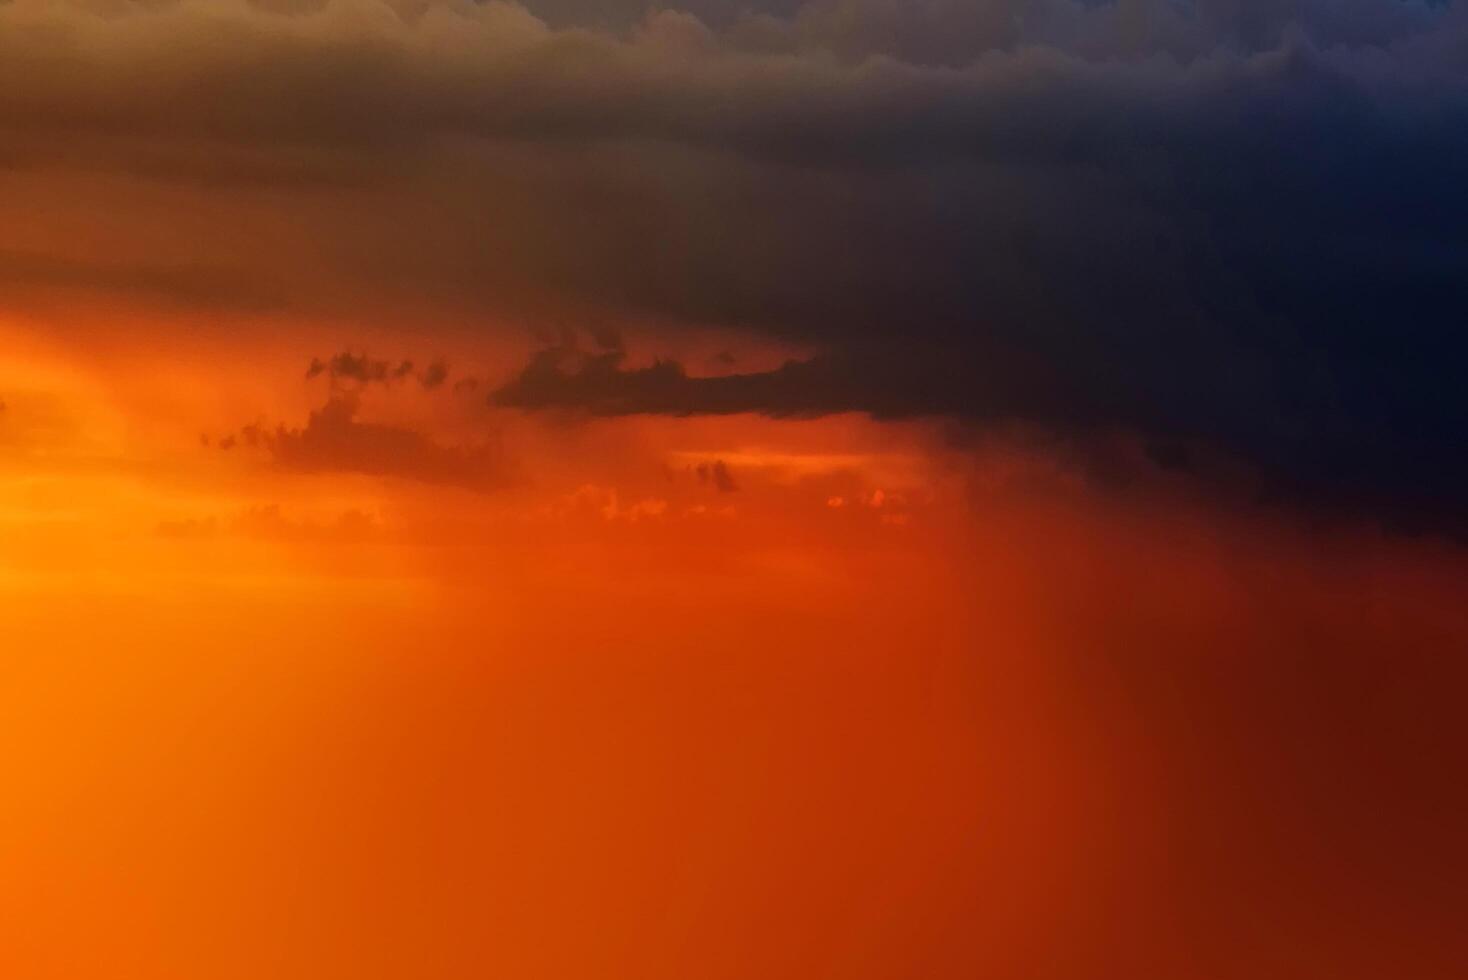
[{"x1": 3, "y1": 2, "x2": 1467, "y2": 978}]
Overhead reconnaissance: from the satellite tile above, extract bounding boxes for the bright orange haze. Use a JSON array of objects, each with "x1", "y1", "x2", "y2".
[{"x1": 1, "y1": 310, "x2": 1465, "y2": 979}]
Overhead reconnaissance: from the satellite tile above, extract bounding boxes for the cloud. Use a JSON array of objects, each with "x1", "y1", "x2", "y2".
[
  {"x1": 492, "y1": 334, "x2": 1468, "y2": 535},
  {"x1": 517, "y1": 0, "x2": 1447, "y2": 62},
  {"x1": 307, "y1": 352, "x2": 414, "y2": 385},
  {"x1": 696, "y1": 459, "x2": 738, "y2": 492},
  {"x1": 419, "y1": 358, "x2": 450, "y2": 390},
  {"x1": 3, "y1": 1, "x2": 1467, "y2": 532},
  {"x1": 306, "y1": 351, "x2": 451, "y2": 389},
  {"x1": 490, "y1": 343, "x2": 881, "y2": 417},
  {"x1": 232, "y1": 393, "x2": 510, "y2": 492}
]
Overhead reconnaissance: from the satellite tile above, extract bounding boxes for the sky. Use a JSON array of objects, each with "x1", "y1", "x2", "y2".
[{"x1": 1, "y1": 2, "x2": 1466, "y2": 978}]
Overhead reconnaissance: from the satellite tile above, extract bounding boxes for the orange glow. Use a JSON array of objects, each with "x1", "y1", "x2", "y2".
[
  {"x1": 3, "y1": 2, "x2": 1465, "y2": 972},
  {"x1": 2, "y1": 310, "x2": 1465, "y2": 979}
]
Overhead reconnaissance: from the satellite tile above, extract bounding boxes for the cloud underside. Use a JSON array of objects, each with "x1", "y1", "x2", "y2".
[
  {"x1": 492, "y1": 342, "x2": 1468, "y2": 534},
  {"x1": 3, "y1": 1, "x2": 1468, "y2": 531}
]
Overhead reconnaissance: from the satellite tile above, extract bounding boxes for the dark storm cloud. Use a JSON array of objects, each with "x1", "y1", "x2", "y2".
[
  {"x1": 492, "y1": 328, "x2": 1468, "y2": 534},
  {"x1": 4, "y1": 1, "x2": 1468, "y2": 531}
]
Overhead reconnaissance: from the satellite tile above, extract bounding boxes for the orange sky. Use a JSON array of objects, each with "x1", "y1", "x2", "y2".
[
  {"x1": 2, "y1": 304, "x2": 1466, "y2": 979},
  {"x1": 2, "y1": 6, "x2": 1467, "y2": 971}
]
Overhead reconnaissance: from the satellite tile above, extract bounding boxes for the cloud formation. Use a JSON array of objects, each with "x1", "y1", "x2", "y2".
[
  {"x1": 307, "y1": 352, "x2": 414, "y2": 385},
  {"x1": 3, "y1": 0, "x2": 1466, "y2": 531},
  {"x1": 306, "y1": 352, "x2": 452, "y2": 390},
  {"x1": 230, "y1": 393, "x2": 510, "y2": 491},
  {"x1": 491, "y1": 332, "x2": 1465, "y2": 533}
]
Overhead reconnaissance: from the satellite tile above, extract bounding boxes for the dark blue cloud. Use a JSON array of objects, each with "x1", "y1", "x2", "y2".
[{"x1": 5, "y1": 1, "x2": 1467, "y2": 531}]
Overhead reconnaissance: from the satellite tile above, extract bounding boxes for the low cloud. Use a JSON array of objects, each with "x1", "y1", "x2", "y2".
[
  {"x1": 307, "y1": 351, "x2": 452, "y2": 390},
  {"x1": 492, "y1": 335, "x2": 1468, "y2": 535},
  {"x1": 307, "y1": 352, "x2": 414, "y2": 385},
  {"x1": 696, "y1": 459, "x2": 738, "y2": 493},
  {"x1": 227, "y1": 393, "x2": 511, "y2": 492}
]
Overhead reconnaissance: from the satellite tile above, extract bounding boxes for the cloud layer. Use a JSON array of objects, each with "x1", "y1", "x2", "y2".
[{"x1": 3, "y1": 0, "x2": 1467, "y2": 530}]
